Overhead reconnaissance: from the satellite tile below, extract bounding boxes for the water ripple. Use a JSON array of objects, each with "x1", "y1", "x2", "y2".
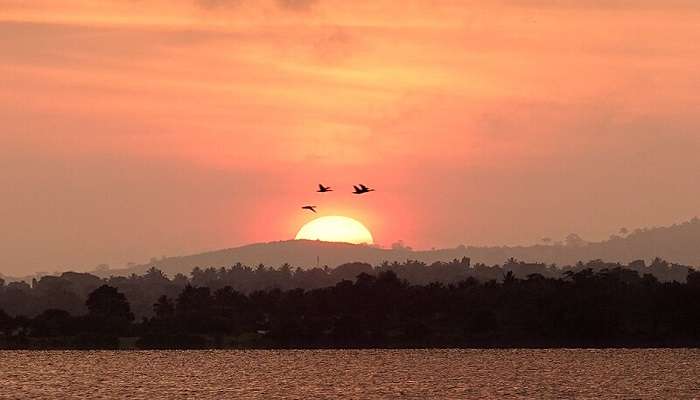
[{"x1": 0, "y1": 349, "x2": 698, "y2": 399}]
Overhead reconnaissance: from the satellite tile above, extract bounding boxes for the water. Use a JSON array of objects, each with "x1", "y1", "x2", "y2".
[{"x1": 0, "y1": 349, "x2": 699, "y2": 399}]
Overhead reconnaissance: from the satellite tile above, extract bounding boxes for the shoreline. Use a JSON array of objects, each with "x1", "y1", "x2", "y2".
[{"x1": 4, "y1": 337, "x2": 700, "y2": 351}]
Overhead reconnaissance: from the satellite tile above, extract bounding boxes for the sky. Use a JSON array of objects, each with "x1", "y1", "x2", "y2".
[{"x1": 2, "y1": 0, "x2": 700, "y2": 275}]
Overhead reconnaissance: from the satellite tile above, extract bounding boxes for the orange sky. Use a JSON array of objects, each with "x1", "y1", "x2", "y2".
[{"x1": 2, "y1": 1, "x2": 700, "y2": 275}]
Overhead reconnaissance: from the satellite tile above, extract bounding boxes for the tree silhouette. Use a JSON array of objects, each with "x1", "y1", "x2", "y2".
[
  {"x1": 86, "y1": 285, "x2": 134, "y2": 321},
  {"x1": 31, "y1": 309, "x2": 74, "y2": 337},
  {"x1": 0, "y1": 309, "x2": 13, "y2": 335},
  {"x1": 3, "y1": 262, "x2": 700, "y2": 348},
  {"x1": 84, "y1": 285, "x2": 134, "y2": 336},
  {"x1": 153, "y1": 295, "x2": 175, "y2": 320}
]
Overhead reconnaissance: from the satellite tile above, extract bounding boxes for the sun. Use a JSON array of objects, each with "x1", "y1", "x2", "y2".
[{"x1": 295, "y1": 216, "x2": 374, "y2": 244}]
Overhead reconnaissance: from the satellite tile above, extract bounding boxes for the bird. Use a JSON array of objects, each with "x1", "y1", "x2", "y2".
[
  {"x1": 301, "y1": 205, "x2": 317, "y2": 213},
  {"x1": 352, "y1": 184, "x2": 375, "y2": 194},
  {"x1": 317, "y1": 184, "x2": 332, "y2": 192}
]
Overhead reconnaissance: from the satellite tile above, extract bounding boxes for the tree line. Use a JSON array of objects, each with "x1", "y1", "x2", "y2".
[
  {"x1": 1, "y1": 259, "x2": 700, "y2": 349},
  {"x1": 0, "y1": 257, "x2": 691, "y2": 319}
]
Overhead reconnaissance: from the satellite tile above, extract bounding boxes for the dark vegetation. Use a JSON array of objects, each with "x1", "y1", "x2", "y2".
[
  {"x1": 1, "y1": 258, "x2": 699, "y2": 349},
  {"x1": 0, "y1": 257, "x2": 693, "y2": 319}
]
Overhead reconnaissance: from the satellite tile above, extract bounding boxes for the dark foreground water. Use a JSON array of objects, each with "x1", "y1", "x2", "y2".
[{"x1": 1, "y1": 349, "x2": 699, "y2": 399}]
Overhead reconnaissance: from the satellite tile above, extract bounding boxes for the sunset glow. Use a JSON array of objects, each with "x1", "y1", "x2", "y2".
[
  {"x1": 295, "y1": 216, "x2": 374, "y2": 244},
  {"x1": 4, "y1": 1, "x2": 700, "y2": 391},
  {"x1": 2, "y1": 1, "x2": 700, "y2": 274}
]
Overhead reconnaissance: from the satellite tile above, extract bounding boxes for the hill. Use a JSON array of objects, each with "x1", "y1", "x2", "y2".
[
  {"x1": 101, "y1": 240, "x2": 471, "y2": 277},
  {"x1": 97, "y1": 218, "x2": 700, "y2": 278}
]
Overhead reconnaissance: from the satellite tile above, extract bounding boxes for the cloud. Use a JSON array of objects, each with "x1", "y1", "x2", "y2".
[
  {"x1": 195, "y1": 0, "x2": 316, "y2": 11},
  {"x1": 276, "y1": 0, "x2": 317, "y2": 11},
  {"x1": 3, "y1": 0, "x2": 700, "y2": 275},
  {"x1": 195, "y1": 0, "x2": 242, "y2": 9}
]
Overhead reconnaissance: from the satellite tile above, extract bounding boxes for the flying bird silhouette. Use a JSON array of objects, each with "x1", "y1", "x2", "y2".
[
  {"x1": 352, "y1": 184, "x2": 375, "y2": 194},
  {"x1": 317, "y1": 184, "x2": 332, "y2": 192},
  {"x1": 302, "y1": 205, "x2": 317, "y2": 213}
]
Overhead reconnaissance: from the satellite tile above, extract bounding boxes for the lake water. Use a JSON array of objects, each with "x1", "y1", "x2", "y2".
[{"x1": 1, "y1": 349, "x2": 699, "y2": 399}]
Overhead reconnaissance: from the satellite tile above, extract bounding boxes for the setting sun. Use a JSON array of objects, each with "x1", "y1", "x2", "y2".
[{"x1": 295, "y1": 216, "x2": 374, "y2": 244}]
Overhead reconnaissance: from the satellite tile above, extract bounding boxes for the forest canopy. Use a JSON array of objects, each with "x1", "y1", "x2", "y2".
[{"x1": 1, "y1": 258, "x2": 699, "y2": 349}]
